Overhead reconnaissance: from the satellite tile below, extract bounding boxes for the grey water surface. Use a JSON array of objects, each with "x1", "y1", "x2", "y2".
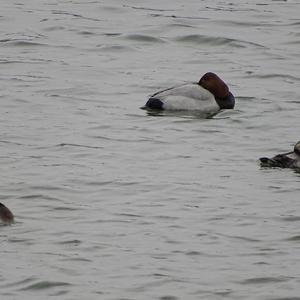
[{"x1": 1, "y1": 0, "x2": 300, "y2": 299}]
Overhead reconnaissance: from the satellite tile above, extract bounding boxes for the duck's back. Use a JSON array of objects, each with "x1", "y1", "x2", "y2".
[{"x1": 150, "y1": 83, "x2": 219, "y2": 112}]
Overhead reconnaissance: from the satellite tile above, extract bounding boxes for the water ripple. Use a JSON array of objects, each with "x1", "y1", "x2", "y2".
[
  {"x1": 239, "y1": 276, "x2": 292, "y2": 284},
  {"x1": 51, "y1": 10, "x2": 102, "y2": 22},
  {"x1": 95, "y1": 44, "x2": 134, "y2": 52},
  {"x1": 55, "y1": 143, "x2": 103, "y2": 149},
  {"x1": 269, "y1": 298, "x2": 300, "y2": 300},
  {"x1": 174, "y1": 34, "x2": 265, "y2": 48},
  {"x1": 122, "y1": 34, "x2": 166, "y2": 43},
  {"x1": 285, "y1": 235, "x2": 300, "y2": 241},
  {"x1": 0, "y1": 40, "x2": 47, "y2": 47},
  {"x1": 19, "y1": 281, "x2": 71, "y2": 291}
]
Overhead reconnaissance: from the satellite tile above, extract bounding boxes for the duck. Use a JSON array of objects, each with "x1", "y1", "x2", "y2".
[
  {"x1": 142, "y1": 72, "x2": 235, "y2": 112},
  {"x1": 0, "y1": 203, "x2": 14, "y2": 224},
  {"x1": 260, "y1": 141, "x2": 300, "y2": 170}
]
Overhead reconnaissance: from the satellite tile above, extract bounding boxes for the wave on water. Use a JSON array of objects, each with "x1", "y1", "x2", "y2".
[
  {"x1": 51, "y1": 10, "x2": 102, "y2": 22},
  {"x1": 239, "y1": 276, "x2": 293, "y2": 285},
  {"x1": 122, "y1": 34, "x2": 166, "y2": 43},
  {"x1": 174, "y1": 34, "x2": 265, "y2": 48},
  {"x1": 19, "y1": 280, "x2": 71, "y2": 291}
]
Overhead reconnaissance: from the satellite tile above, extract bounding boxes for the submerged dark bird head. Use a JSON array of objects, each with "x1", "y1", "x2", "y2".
[
  {"x1": 260, "y1": 155, "x2": 295, "y2": 168},
  {"x1": 0, "y1": 203, "x2": 14, "y2": 224},
  {"x1": 259, "y1": 141, "x2": 300, "y2": 170}
]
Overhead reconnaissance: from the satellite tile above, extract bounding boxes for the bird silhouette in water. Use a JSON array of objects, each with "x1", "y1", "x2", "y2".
[{"x1": 0, "y1": 203, "x2": 14, "y2": 224}]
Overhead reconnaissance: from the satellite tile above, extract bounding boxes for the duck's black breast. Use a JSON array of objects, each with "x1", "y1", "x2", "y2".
[{"x1": 215, "y1": 92, "x2": 235, "y2": 109}]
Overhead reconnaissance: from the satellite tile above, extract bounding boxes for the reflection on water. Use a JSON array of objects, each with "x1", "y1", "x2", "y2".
[{"x1": 1, "y1": 0, "x2": 300, "y2": 299}]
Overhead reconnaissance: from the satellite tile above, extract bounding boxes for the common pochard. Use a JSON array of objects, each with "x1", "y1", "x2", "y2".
[{"x1": 143, "y1": 72, "x2": 235, "y2": 112}]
